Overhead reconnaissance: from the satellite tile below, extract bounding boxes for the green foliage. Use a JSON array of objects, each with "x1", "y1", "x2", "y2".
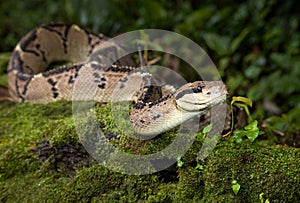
[
  {"x1": 259, "y1": 193, "x2": 270, "y2": 203},
  {"x1": 231, "y1": 180, "x2": 241, "y2": 195},
  {"x1": 195, "y1": 163, "x2": 204, "y2": 171},
  {"x1": 202, "y1": 124, "x2": 212, "y2": 135},
  {"x1": 2, "y1": 0, "x2": 298, "y2": 134},
  {"x1": 231, "y1": 120, "x2": 262, "y2": 143},
  {"x1": 196, "y1": 124, "x2": 213, "y2": 142},
  {"x1": 231, "y1": 96, "x2": 253, "y2": 122},
  {"x1": 177, "y1": 157, "x2": 184, "y2": 168}
]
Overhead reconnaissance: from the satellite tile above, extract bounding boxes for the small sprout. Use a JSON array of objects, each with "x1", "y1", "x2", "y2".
[
  {"x1": 259, "y1": 193, "x2": 270, "y2": 203},
  {"x1": 177, "y1": 157, "x2": 184, "y2": 167},
  {"x1": 195, "y1": 163, "x2": 204, "y2": 171},
  {"x1": 231, "y1": 96, "x2": 252, "y2": 107},
  {"x1": 224, "y1": 96, "x2": 254, "y2": 137},
  {"x1": 197, "y1": 124, "x2": 212, "y2": 140},
  {"x1": 202, "y1": 124, "x2": 212, "y2": 134},
  {"x1": 231, "y1": 180, "x2": 240, "y2": 195},
  {"x1": 231, "y1": 120, "x2": 262, "y2": 143}
]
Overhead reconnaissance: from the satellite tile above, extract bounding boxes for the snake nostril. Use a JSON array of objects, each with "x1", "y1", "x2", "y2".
[{"x1": 207, "y1": 92, "x2": 211, "y2": 95}]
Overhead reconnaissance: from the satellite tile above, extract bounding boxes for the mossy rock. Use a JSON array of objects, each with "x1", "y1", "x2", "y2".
[
  {"x1": 0, "y1": 101, "x2": 188, "y2": 202},
  {"x1": 201, "y1": 142, "x2": 300, "y2": 202},
  {"x1": 0, "y1": 92, "x2": 299, "y2": 202}
]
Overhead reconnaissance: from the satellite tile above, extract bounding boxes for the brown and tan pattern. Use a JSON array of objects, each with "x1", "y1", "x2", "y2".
[{"x1": 5, "y1": 24, "x2": 227, "y2": 135}]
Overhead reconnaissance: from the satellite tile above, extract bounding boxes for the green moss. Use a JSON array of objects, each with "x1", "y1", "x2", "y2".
[
  {"x1": 0, "y1": 52, "x2": 9, "y2": 86},
  {"x1": 201, "y1": 141, "x2": 300, "y2": 202},
  {"x1": 1, "y1": 100, "x2": 300, "y2": 202}
]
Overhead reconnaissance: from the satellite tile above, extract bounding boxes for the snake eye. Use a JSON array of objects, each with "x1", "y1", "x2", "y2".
[{"x1": 192, "y1": 86, "x2": 202, "y2": 93}]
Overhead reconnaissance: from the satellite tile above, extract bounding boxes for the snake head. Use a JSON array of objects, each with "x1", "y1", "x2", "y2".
[{"x1": 175, "y1": 81, "x2": 227, "y2": 112}]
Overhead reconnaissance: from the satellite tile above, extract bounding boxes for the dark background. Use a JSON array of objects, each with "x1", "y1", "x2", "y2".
[{"x1": 1, "y1": 0, "x2": 299, "y2": 137}]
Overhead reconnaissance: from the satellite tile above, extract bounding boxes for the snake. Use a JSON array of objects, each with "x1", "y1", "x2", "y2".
[{"x1": 3, "y1": 23, "x2": 227, "y2": 136}]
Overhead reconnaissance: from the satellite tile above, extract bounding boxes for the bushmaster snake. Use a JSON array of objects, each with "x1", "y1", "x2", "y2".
[{"x1": 3, "y1": 24, "x2": 227, "y2": 136}]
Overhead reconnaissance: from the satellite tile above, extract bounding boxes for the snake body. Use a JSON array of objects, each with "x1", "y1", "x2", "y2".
[{"x1": 6, "y1": 24, "x2": 227, "y2": 136}]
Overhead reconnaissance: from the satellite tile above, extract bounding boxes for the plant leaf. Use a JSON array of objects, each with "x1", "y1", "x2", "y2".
[
  {"x1": 203, "y1": 32, "x2": 230, "y2": 56},
  {"x1": 231, "y1": 180, "x2": 240, "y2": 195},
  {"x1": 202, "y1": 124, "x2": 212, "y2": 134},
  {"x1": 231, "y1": 96, "x2": 253, "y2": 107},
  {"x1": 230, "y1": 28, "x2": 250, "y2": 53}
]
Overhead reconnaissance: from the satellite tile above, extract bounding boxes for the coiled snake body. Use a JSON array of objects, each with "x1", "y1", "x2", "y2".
[{"x1": 5, "y1": 24, "x2": 227, "y2": 135}]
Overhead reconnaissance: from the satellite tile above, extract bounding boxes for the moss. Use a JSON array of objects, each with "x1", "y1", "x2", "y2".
[
  {"x1": 201, "y1": 141, "x2": 300, "y2": 202},
  {"x1": 0, "y1": 53, "x2": 9, "y2": 86},
  {"x1": 1, "y1": 98, "x2": 300, "y2": 202}
]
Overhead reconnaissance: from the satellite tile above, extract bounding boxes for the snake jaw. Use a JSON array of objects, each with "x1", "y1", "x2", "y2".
[{"x1": 175, "y1": 81, "x2": 227, "y2": 112}]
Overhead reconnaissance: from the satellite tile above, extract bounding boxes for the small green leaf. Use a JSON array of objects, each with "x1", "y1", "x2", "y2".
[
  {"x1": 231, "y1": 120, "x2": 260, "y2": 143},
  {"x1": 244, "y1": 120, "x2": 258, "y2": 130},
  {"x1": 244, "y1": 120, "x2": 259, "y2": 142},
  {"x1": 231, "y1": 180, "x2": 240, "y2": 195},
  {"x1": 259, "y1": 193, "x2": 264, "y2": 203},
  {"x1": 259, "y1": 192, "x2": 269, "y2": 203},
  {"x1": 202, "y1": 124, "x2": 212, "y2": 134},
  {"x1": 195, "y1": 163, "x2": 204, "y2": 170},
  {"x1": 177, "y1": 157, "x2": 184, "y2": 167},
  {"x1": 231, "y1": 96, "x2": 252, "y2": 107},
  {"x1": 232, "y1": 130, "x2": 244, "y2": 143}
]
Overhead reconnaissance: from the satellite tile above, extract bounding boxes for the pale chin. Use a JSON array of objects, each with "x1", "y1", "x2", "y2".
[{"x1": 209, "y1": 94, "x2": 227, "y2": 106}]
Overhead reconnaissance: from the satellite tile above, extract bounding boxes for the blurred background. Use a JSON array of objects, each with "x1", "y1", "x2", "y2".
[{"x1": 1, "y1": 0, "x2": 299, "y2": 143}]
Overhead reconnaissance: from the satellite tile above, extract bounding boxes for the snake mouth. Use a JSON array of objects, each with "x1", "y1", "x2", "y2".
[
  {"x1": 177, "y1": 91, "x2": 227, "y2": 112},
  {"x1": 206, "y1": 92, "x2": 228, "y2": 105},
  {"x1": 174, "y1": 80, "x2": 227, "y2": 112}
]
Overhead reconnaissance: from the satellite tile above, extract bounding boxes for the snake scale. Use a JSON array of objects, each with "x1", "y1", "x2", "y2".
[{"x1": 4, "y1": 23, "x2": 227, "y2": 136}]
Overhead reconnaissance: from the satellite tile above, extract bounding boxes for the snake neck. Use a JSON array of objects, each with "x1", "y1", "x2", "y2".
[{"x1": 130, "y1": 95, "x2": 202, "y2": 136}]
